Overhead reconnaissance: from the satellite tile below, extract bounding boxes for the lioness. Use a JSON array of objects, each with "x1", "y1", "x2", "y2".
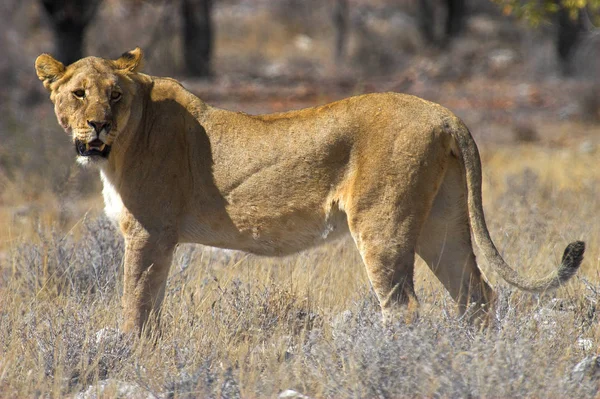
[{"x1": 35, "y1": 48, "x2": 584, "y2": 333}]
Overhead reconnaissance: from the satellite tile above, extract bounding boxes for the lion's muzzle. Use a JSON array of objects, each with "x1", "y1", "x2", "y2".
[{"x1": 75, "y1": 138, "x2": 111, "y2": 158}]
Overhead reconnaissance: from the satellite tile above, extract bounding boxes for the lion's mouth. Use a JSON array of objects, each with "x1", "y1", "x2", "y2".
[{"x1": 75, "y1": 139, "x2": 111, "y2": 158}]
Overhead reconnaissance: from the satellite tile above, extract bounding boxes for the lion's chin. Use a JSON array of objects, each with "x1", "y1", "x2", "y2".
[{"x1": 77, "y1": 155, "x2": 109, "y2": 168}]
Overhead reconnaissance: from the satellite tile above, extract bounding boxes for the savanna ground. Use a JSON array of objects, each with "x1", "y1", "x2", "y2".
[{"x1": 1, "y1": 0, "x2": 600, "y2": 397}]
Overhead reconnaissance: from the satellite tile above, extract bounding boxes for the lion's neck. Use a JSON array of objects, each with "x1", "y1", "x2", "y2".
[
  {"x1": 99, "y1": 79, "x2": 152, "y2": 183},
  {"x1": 97, "y1": 75, "x2": 212, "y2": 223},
  {"x1": 99, "y1": 169, "x2": 124, "y2": 224}
]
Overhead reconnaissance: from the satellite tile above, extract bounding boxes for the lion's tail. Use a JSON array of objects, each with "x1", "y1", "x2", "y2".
[{"x1": 449, "y1": 120, "x2": 584, "y2": 292}]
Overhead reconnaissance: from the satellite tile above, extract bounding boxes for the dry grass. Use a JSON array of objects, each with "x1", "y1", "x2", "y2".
[
  {"x1": 2, "y1": 1, "x2": 600, "y2": 397},
  {"x1": 1, "y1": 143, "x2": 599, "y2": 398}
]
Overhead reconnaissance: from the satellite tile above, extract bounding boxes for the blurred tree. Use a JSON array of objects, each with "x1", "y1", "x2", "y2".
[
  {"x1": 332, "y1": 0, "x2": 349, "y2": 65},
  {"x1": 182, "y1": 0, "x2": 213, "y2": 77},
  {"x1": 446, "y1": 0, "x2": 466, "y2": 37},
  {"x1": 493, "y1": 0, "x2": 600, "y2": 74},
  {"x1": 39, "y1": 0, "x2": 102, "y2": 65},
  {"x1": 556, "y1": 3, "x2": 585, "y2": 74},
  {"x1": 419, "y1": 0, "x2": 466, "y2": 46}
]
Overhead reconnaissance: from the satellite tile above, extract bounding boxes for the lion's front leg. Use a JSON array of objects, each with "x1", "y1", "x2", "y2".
[{"x1": 121, "y1": 230, "x2": 176, "y2": 334}]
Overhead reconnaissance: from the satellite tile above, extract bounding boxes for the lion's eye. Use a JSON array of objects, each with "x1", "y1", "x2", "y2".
[
  {"x1": 111, "y1": 91, "x2": 122, "y2": 102},
  {"x1": 73, "y1": 89, "x2": 85, "y2": 98}
]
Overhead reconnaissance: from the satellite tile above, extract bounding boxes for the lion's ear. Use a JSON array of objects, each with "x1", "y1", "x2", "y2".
[
  {"x1": 35, "y1": 54, "x2": 65, "y2": 91},
  {"x1": 114, "y1": 47, "x2": 144, "y2": 73}
]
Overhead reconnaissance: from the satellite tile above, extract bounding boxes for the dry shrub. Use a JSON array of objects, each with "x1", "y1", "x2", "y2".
[
  {"x1": 512, "y1": 120, "x2": 539, "y2": 142},
  {"x1": 2, "y1": 155, "x2": 600, "y2": 398},
  {"x1": 271, "y1": 0, "x2": 327, "y2": 35},
  {"x1": 574, "y1": 31, "x2": 600, "y2": 82},
  {"x1": 348, "y1": 6, "x2": 422, "y2": 76},
  {"x1": 580, "y1": 83, "x2": 600, "y2": 123},
  {"x1": 9, "y1": 216, "x2": 123, "y2": 298}
]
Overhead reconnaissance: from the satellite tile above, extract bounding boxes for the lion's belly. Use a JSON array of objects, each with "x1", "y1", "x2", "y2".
[{"x1": 178, "y1": 207, "x2": 349, "y2": 256}]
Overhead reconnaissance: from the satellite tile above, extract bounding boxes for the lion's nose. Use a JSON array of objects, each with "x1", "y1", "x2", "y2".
[{"x1": 87, "y1": 120, "x2": 111, "y2": 135}]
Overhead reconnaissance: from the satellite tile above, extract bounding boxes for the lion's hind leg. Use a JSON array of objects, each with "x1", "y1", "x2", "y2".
[
  {"x1": 349, "y1": 215, "x2": 421, "y2": 324},
  {"x1": 416, "y1": 156, "x2": 495, "y2": 326},
  {"x1": 346, "y1": 151, "x2": 451, "y2": 324}
]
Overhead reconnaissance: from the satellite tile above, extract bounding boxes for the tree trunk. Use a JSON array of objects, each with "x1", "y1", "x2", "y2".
[
  {"x1": 419, "y1": 0, "x2": 465, "y2": 46},
  {"x1": 39, "y1": 0, "x2": 102, "y2": 65},
  {"x1": 181, "y1": 0, "x2": 213, "y2": 77},
  {"x1": 445, "y1": 0, "x2": 465, "y2": 38},
  {"x1": 332, "y1": 0, "x2": 349, "y2": 65},
  {"x1": 557, "y1": 6, "x2": 584, "y2": 75},
  {"x1": 418, "y1": 0, "x2": 435, "y2": 44}
]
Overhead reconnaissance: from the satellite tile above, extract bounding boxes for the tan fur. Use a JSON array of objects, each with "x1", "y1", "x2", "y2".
[{"x1": 35, "y1": 49, "x2": 585, "y2": 333}]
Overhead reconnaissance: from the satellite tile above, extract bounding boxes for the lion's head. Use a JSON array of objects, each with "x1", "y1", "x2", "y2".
[{"x1": 35, "y1": 48, "x2": 144, "y2": 166}]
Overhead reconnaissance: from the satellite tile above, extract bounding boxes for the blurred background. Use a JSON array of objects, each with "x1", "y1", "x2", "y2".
[{"x1": 1, "y1": 0, "x2": 599, "y2": 239}]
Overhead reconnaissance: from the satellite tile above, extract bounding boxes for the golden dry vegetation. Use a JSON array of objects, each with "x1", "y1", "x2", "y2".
[{"x1": 1, "y1": 121, "x2": 599, "y2": 399}]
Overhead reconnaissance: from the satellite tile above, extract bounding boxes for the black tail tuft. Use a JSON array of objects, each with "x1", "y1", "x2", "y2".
[{"x1": 558, "y1": 241, "x2": 585, "y2": 281}]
